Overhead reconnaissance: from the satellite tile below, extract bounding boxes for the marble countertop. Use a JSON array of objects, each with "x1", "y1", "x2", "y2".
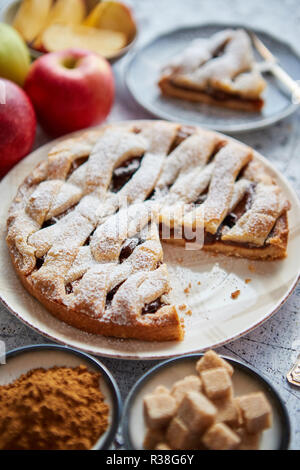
[{"x1": 0, "y1": 0, "x2": 299, "y2": 450}]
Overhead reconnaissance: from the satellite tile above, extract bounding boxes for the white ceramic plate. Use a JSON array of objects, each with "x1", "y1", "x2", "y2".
[
  {"x1": 122, "y1": 354, "x2": 291, "y2": 450},
  {"x1": 0, "y1": 344, "x2": 122, "y2": 449},
  {"x1": 0, "y1": 122, "x2": 299, "y2": 359}
]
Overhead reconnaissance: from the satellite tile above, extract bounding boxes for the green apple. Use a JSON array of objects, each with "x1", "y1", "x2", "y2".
[{"x1": 0, "y1": 23, "x2": 31, "y2": 86}]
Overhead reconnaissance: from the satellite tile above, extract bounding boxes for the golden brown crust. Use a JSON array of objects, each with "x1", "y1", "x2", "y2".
[
  {"x1": 159, "y1": 77, "x2": 264, "y2": 112},
  {"x1": 164, "y1": 236, "x2": 288, "y2": 261},
  {"x1": 10, "y1": 251, "x2": 184, "y2": 342}
]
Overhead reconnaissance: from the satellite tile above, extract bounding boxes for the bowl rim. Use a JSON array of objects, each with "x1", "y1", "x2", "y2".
[
  {"x1": 0, "y1": 0, "x2": 138, "y2": 62},
  {"x1": 2, "y1": 343, "x2": 122, "y2": 450},
  {"x1": 122, "y1": 353, "x2": 291, "y2": 451}
]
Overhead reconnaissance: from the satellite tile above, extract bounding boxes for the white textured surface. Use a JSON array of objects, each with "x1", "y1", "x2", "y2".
[{"x1": 0, "y1": 0, "x2": 299, "y2": 450}]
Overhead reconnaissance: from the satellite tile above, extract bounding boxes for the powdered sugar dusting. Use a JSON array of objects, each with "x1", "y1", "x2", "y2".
[{"x1": 6, "y1": 122, "x2": 291, "y2": 340}]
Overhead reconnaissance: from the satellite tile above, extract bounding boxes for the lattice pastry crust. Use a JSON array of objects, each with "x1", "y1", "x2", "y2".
[
  {"x1": 6, "y1": 121, "x2": 290, "y2": 342},
  {"x1": 158, "y1": 29, "x2": 267, "y2": 111}
]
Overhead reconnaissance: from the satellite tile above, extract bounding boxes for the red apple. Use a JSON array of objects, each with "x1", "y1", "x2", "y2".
[
  {"x1": 0, "y1": 79, "x2": 36, "y2": 179},
  {"x1": 24, "y1": 48, "x2": 115, "y2": 137}
]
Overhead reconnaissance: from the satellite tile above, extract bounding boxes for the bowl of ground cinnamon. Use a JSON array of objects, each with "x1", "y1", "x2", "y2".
[{"x1": 0, "y1": 344, "x2": 122, "y2": 450}]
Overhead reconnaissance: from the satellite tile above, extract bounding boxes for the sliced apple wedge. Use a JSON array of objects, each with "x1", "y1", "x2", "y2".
[
  {"x1": 83, "y1": 2, "x2": 107, "y2": 27},
  {"x1": 41, "y1": 24, "x2": 127, "y2": 58},
  {"x1": 33, "y1": 0, "x2": 86, "y2": 50},
  {"x1": 84, "y1": 0, "x2": 136, "y2": 42},
  {"x1": 12, "y1": 0, "x2": 53, "y2": 44}
]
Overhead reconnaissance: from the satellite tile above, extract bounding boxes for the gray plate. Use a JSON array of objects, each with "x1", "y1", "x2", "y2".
[
  {"x1": 122, "y1": 354, "x2": 291, "y2": 450},
  {"x1": 125, "y1": 24, "x2": 300, "y2": 133}
]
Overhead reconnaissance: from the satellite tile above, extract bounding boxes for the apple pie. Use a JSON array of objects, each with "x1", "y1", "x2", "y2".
[
  {"x1": 6, "y1": 121, "x2": 290, "y2": 341},
  {"x1": 158, "y1": 29, "x2": 266, "y2": 111}
]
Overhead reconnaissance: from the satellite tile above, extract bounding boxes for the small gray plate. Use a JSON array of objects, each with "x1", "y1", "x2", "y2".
[{"x1": 125, "y1": 24, "x2": 300, "y2": 133}]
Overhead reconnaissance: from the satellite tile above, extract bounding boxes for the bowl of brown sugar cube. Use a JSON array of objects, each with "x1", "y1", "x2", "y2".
[{"x1": 122, "y1": 351, "x2": 290, "y2": 450}]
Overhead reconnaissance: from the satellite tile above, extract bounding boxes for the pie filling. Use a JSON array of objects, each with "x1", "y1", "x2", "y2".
[
  {"x1": 41, "y1": 218, "x2": 56, "y2": 229},
  {"x1": 105, "y1": 282, "x2": 123, "y2": 307},
  {"x1": 35, "y1": 256, "x2": 45, "y2": 270},
  {"x1": 169, "y1": 80, "x2": 263, "y2": 105},
  {"x1": 65, "y1": 283, "x2": 73, "y2": 295},
  {"x1": 41, "y1": 203, "x2": 79, "y2": 229},
  {"x1": 168, "y1": 126, "x2": 195, "y2": 153},
  {"x1": 110, "y1": 156, "x2": 143, "y2": 192},
  {"x1": 165, "y1": 226, "x2": 268, "y2": 250},
  {"x1": 84, "y1": 228, "x2": 96, "y2": 246},
  {"x1": 119, "y1": 236, "x2": 145, "y2": 263},
  {"x1": 212, "y1": 40, "x2": 230, "y2": 58},
  {"x1": 66, "y1": 156, "x2": 89, "y2": 179},
  {"x1": 142, "y1": 298, "x2": 166, "y2": 315},
  {"x1": 161, "y1": 183, "x2": 268, "y2": 249}
]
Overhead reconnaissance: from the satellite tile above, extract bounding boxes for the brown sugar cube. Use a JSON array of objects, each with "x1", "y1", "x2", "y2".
[
  {"x1": 214, "y1": 397, "x2": 242, "y2": 428},
  {"x1": 144, "y1": 392, "x2": 177, "y2": 430},
  {"x1": 201, "y1": 367, "x2": 233, "y2": 400},
  {"x1": 177, "y1": 391, "x2": 217, "y2": 434},
  {"x1": 155, "y1": 442, "x2": 172, "y2": 451},
  {"x1": 171, "y1": 375, "x2": 202, "y2": 405},
  {"x1": 143, "y1": 428, "x2": 166, "y2": 450},
  {"x1": 202, "y1": 423, "x2": 241, "y2": 450},
  {"x1": 236, "y1": 428, "x2": 262, "y2": 450},
  {"x1": 236, "y1": 392, "x2": 272, "y2": 433},
  {"x1": 196, "y1": 350, "x2": 234, "y2": 377},
  {"x1": 166, "y1": 417, "x2": 198, "y2": 450}
]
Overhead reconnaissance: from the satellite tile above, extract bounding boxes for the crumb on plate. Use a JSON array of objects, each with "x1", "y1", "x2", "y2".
[
  {"x1": 178, "y1": 304, "x2": 187, "y2": 311},
  {"x1": 231, "y1": 290, "x2": 241, "y2": 300},
  {"x1": 184, "y1": 283, "x2": 192, "y2": 294}
]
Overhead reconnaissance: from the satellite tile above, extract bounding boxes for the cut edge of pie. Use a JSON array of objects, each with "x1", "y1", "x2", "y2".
[
  {"x1": 160, "y1": 212, "x2": 289, "y2": 261},
  {"x1": 158, "y1": 76, "x2": 265, "y2": 112},
  {"x1": 158, "y1": 29, "x2": 266, "y2": 112},
  {"x1": 6, "y1": 121, "x2": 290, "y2": 342}
]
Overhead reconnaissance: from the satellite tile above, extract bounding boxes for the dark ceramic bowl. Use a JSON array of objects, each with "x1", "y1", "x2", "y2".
[
  {"x1": 0, "y1": 344, "x2": 122, "y2": 450},
  {"x1": 122, "y1": 353, "x2": 291, "y2": 450}
]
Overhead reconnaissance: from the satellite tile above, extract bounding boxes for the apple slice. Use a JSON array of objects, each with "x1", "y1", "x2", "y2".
[
  {"x1": 33, "y1": 0, "x2": 86, "y2": 50},
  {"x1": 84, "y1": 0, "x2": 136, "y2": 42},
  {"x1": 41, "y1": 24, "x2": 127, "y2": 58},
  {"x1": 83, "y1": 2, "x2": 107, "y2": 27},
  {"x1": 12, "y1": 0, "x2": 53, "y2": 44}
]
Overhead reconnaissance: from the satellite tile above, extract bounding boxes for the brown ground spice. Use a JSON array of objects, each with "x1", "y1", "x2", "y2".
[{"x1": 0, "y1": 365, "x2": 109, "y2": 450}]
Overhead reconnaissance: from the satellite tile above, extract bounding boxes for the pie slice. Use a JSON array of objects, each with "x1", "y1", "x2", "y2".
[
  {"x1": 158, "y1": 29, "x2": 266, "y2": 112},
  {"x1": 6, "y1": 121, "x2": 290, "y2": 342}
]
